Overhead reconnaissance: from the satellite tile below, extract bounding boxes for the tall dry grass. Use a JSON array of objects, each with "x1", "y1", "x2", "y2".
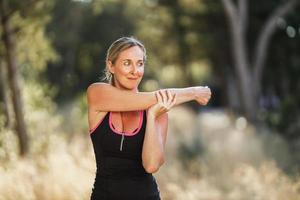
[
  {"x1": 0, "y1": 134, "x2": 95, "y2": 200},
  {"x1": 156, "y1": 107, "x2": 300, "y2": 200},
  {"x1": 1, "y1": 84, "x2": 300, "y2": 199}
]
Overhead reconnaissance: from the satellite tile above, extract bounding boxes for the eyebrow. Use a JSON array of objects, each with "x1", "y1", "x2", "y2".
[{"x1": 123, "y1": 59, "x2": 144, "y2": 62}]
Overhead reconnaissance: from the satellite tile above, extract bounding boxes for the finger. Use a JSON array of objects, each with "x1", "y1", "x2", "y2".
[
  {"x1": 170, "y1": 92, "x2": 176, "y2": 104},
  {"x1": 164, "y1": 90, "x2": 169, "y2": 104},
  {"x1": 156, "y1": 91, "x2": 163, "y2": 104},
  {"x1": 169, "y1": 93, "x2": 177, "y2": 108},
  {"x1": 154, "y1": 91, "x2": 158, "y2": 102},
  {"x1": 160, "y1": 90, "x2": 167, "y2": 104},
  {"x1": 166, "y1": 90, "x2": 172, "y2": 104},
  {"x1": 200, "y1": 100, "x2": 206, "y2": 105},
  {"x1": 165, "y1": 93, "x2": 176, "y2": 110},
  {"x1": 204, "y1": 98, "x2": 209, "y2": 105},
  {"x1": 200, "y1": 98, "x2": 207, "y2": 105}
]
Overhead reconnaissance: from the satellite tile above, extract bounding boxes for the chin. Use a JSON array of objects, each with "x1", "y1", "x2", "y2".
[
  {"x1": 117, "y1": 80, "x2": 141, "y2": 91},
  {"x1": 119, "y1": 84, "x2": 137, "y2": 90}
]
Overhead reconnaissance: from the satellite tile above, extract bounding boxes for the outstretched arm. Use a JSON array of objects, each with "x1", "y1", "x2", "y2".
[{"x1": 87, "y1": 82, "x2": 211, "y2": 112}]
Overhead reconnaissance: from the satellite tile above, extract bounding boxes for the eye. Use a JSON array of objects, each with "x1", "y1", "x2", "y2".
[
  {"x1": 137, "y1": 61, "x2": 144, "y2": 67},
  {"x1": 123, "y1": 60, "x2": 130, "y2": 66}
]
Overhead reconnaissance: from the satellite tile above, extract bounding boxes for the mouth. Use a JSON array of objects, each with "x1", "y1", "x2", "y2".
[{"x1": 127, "y1": 77, "x2": 139, "y2": 80}]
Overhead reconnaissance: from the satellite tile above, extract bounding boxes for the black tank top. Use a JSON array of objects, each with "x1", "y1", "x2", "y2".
[
  {"x1": 89, "y1": 111, "x2": 161, "y2": 200},
  {"x1": 90, "y1": 110, "x2": 149, "y2": 178}
]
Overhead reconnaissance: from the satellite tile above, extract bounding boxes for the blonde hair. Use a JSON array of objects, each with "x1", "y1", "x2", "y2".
[{"x1": 103, "y1": 36, "x2": 147, "y2": 85}]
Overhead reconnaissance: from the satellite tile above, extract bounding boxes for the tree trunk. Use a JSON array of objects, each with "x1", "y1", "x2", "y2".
[
  {"x1": 252, "y1": 0, "x2": 299, "y2": 99},
  {"x1": 221, "y1": 0, "x2": 299, "y2": 123},
  {"x1": 0, "y1": 0, "x2": 29, "y2": 156},
  {"x1": 0, "y1": 59, "x2": 11, "y2": 128},
  {"x1": 221, "y1": 0, "x2": 257, "y2": 122},
  {"x1": 230, "y1": 23, "x2": 257, "y2": 121}
]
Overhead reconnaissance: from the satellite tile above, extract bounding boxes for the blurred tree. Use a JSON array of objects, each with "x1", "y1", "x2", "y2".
[
  {"x1": 160, "y1": 0, "x2": 194, "y2": 86},
  {"x1": 119, "y1": 0, "x2": 214, "y2": 88},
  {"x1": 262, "y1": 13, "x2": 300, "y2": 139},
  {"x1": 0, "y1": 0, "x2": 55, "y2": 156},
  {"x1": 45, "y1": 0, "x2": 134, "y2": 102},
  {"x1": 221, "y1": 0, "x2": 300, "y2": 122},
  {"x1": 0, "y1": 59, "x2": 11, "y2": 128},
  {"x1": 0, "y1": 0, "x2": 29, "y2": 156}
]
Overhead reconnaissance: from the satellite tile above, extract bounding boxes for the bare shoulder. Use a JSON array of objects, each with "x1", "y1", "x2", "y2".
[
  {"x1": 87, "y1": 82, "x2": 110, "y2": 94},
  {"x1": 86, "y1": 82, "x2": 113, "y2": 100},
  {"x1": 86, "y1": 82, "x2": 107, "y2": 108}
]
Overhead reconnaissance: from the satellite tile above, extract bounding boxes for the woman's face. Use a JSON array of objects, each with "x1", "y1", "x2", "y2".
[{"x1": 108, "y1": 46, "x2": 145, "y2": 91}]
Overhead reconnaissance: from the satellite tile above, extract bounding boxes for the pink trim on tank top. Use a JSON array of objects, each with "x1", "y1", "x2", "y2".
[{"x1": 109, "y1": 111, "x2": 143, "y2": 136}]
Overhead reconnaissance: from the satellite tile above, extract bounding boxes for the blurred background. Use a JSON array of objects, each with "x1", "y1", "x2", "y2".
[{"x1": 0, "y1": 0, "x2": 300, "y2": 199}]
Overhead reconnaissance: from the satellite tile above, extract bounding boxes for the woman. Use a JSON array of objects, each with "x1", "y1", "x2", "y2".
[{"x1": 87, "y1": 37, "x2": 211, "y2": 200}]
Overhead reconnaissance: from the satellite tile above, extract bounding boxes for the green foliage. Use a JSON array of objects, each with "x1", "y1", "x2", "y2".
[
  {"x1": 122, "y1": 0, "x2": 214, "y2": 87},
  {"x1": 44, "y1": 0, "x2": 135, "y2": 102},
  {"x1": 0, "y1": 0, "x2": 58, "y2": 79},
  {"x1": 14, "y1": 14, "x2": 58, "y2": 77}
]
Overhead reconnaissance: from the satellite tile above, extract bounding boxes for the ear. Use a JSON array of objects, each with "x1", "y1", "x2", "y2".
[{"x1": 107, "y1": 60, "x2": 115, "y2": 74}]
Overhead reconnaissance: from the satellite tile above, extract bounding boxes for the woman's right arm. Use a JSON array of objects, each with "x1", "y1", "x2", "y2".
[
  {"x1": 87, "y1": 82, "x2": 211, "y2": 112},
  {"x1": 87, "y1": 83, "x2": 157, "y2": 112}
]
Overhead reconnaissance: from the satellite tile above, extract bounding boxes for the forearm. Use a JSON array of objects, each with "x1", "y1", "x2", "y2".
[
  {"x1": 142, "y1": 114, "x2": 165, "y2": 173},
  {"x1": 168, "y1": 87, "x2": 197, "y2": 106}
]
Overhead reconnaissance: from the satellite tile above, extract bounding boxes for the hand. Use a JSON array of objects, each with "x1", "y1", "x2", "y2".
[
  {"x1": 194, "y1": 86, "x2": 211, "y2": 105},
  {"x1": 148, "y1": 90, "x2": 177, "y2": 119}
]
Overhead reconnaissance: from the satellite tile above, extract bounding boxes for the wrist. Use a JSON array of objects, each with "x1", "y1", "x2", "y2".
[
  {"x1": 191, "y1": 87, "x2": 199, "y2": 100},
  {"x1": 147, "y1": 111, "x2": 156, "y2": 120}
]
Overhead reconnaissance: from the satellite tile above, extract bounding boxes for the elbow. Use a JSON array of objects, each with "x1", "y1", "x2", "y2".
[
  {"x1": 144, "y1": 165, "x2": 160, "y2": 174},
  {"x1": 143, "y1": 157, "x2": 165, "y2": 174}
]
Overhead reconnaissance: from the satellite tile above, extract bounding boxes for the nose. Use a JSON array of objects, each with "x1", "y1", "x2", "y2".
[{"x1": 131, "y1": 64, "x2": 138, "y2": 75}]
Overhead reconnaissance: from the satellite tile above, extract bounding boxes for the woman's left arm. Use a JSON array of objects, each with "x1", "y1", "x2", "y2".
[
  {"x1": 142, "y1": 90, "x2": 176, "y2": 173},
  {"x1": 142, "y1": 112, "x2": 168, "y2": 173}
]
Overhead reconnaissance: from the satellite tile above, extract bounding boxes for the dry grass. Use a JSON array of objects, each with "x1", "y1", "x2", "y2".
[
  {"x1": 156, "y1": 107, "x2": 300, "y2": 200},
  {"x1": 1, "y1": 103, "x2": 300, "y2": 200},
  {"x1": 0, "y1": 133, "x2": 95, "y2": 200}
]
